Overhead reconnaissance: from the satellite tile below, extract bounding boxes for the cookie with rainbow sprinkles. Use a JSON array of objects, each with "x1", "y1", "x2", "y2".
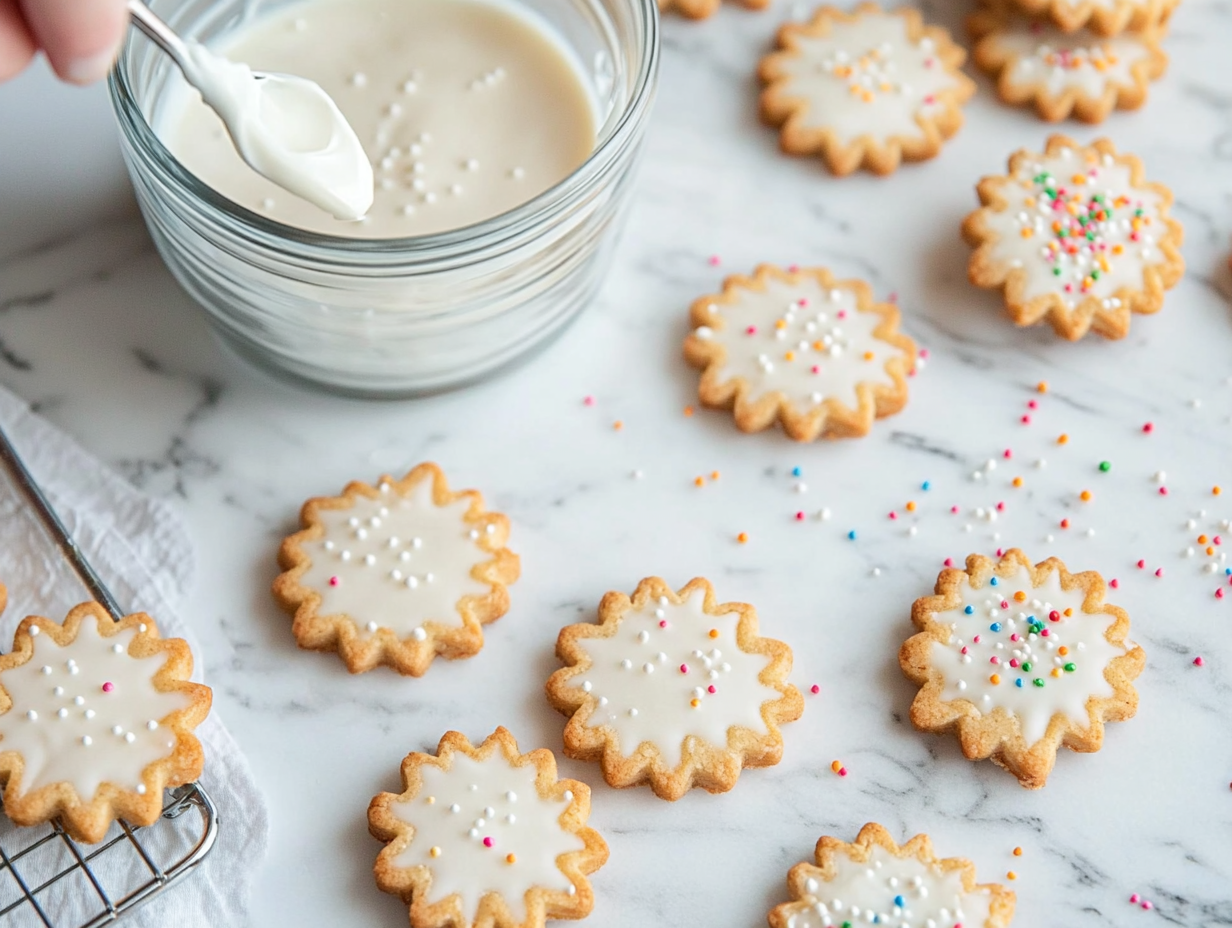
[
  {"x1": 963, "y1": 135, "x2": 1184, "y2": 340},
  {"x1": 899, "y1": 549, "x2": 1144, "y2": 789}
]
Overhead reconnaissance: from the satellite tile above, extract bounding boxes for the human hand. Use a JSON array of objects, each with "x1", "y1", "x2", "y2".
[{"x1": 1, "y1": 0, "x2": 129, "y2": 84}]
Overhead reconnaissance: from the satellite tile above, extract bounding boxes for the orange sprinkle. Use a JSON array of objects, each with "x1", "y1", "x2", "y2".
[
  {"x1": 683, "y1": 405, "x2": 695, "y2": 417},
  {"x1": 711, "y1": 470, "x2": 721, "y2": 480},
  {"x1": 1059, "y1": 646, "x2": 1069, "y2": 656},
  {"x1": 1080, "y1": 490, "x2": 1092, "y2": 502},
  {"x1": 906, "y1": 501, "x2": 917, "y2": 512},
  {"x1": 1051, "y1": 668, "x2": 1062, "y2": 678},
  {"x1": 990, "y1": 674, "x2": 1001, "y2": 685},
  {"x1": 613, "y1": 420, "x2": 623, "y2": 431},
  {"x1": 1020, "y1": 228, "x2": 1034, "y2": 239},
  {"x1": 813, "y1": 340, "x2": 825, "y2": 351},
  {"x1": 708, "y1": 629, "x2": 719, "y2": 639},
  {"x1": 1007, "y1": 871, "x2": 1018, "y2": 881},
  {"x1": 1013, "y1": 591, "x2": 1027, "y2": 603},
  {"x1": 1013, "y1": 847, "x2": 1023, "y2": 857},
  {"x1": 1064, "y1": 607, "x2": 1073, "y2": 617},
  {"x1": 1057, "y1": 433, "x2": 1069, "y2": 445},
  {"x1": 1199, "y1": 534, "x2": 1209, "y2": 544},
  {"x1": 830, "y1": 760, "x2": 843, "y2": 773},
  {"x1": 1012, "y1": 477, "x2": 1024, "y2": 488},
  {"x1": 1207, "y1": 546, "x2": 1216, "y2": 557},
  {"x1": 1071, "y1": 173, "x2": 1086, "y2": 185},
  {"x1": 785, "y1": 351, "x2": 796, "y2": 362},
  {"x1": 737, "y1": 532, "x2": 748, "y2": 544},
  {"x1": 1215, "y1": 486, "x2": 1223, "y2": 496},
  {"x1": 694, "y1": 476, "x2": 705, "y2": 487},
  {"x1": 775, "y1": 319, "x2": 788, "y2": 330},
  {"x1": 506, "y1": 854, "x2": 517, "y2": 864},
  {"x1": 690, "y1": 698, "x2": 700, "y2": 708},
  {"x1": 861, "y1": 90, "x2": 874, "y2": 103},
  {"x1": 1037, "y1": 381, "x2": 1048, "y2": 394},
  {"x1": 863, "y1": 351, "x2": 875, "y2": 361}
]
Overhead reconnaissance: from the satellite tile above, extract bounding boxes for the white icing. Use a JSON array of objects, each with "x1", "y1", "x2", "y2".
[
  {"x1": 699, "y1": 276, "x2": 902, "y2": 411},
  {"x1": 929, "y1": 566, "x2": 1127, "y2": 745},
  {"x1": 990, "y1": 24, "x2": 1151, "y2": 98},
  {"x1": 566, "y1": 588, "x2": 780, "y2": 767},
  {"x1": 979, "y1": 147, "x2": 1167, "y2": 309},
  {"x1": 299, "y1": 480, "x2": 490, "y2": 637},
  {"x1": 774, "y1": 14, "x2": 964, "y2": 144},
  {"x1": 390, "y1": 751, "x2": 583, "y2": 922},
  {"x1": 0, "y1": 614, "x2": 187, "y2": 798},
  {"x1": 784, "y1": 844, "x2": 993, "y2": 928}
]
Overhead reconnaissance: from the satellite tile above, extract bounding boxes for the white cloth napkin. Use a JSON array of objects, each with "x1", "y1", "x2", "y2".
[{"x1": 0, "y1": 385, "x2": 268, "y2": 927}]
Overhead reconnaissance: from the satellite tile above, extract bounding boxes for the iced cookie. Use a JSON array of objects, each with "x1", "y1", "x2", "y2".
[
  {"x1": 758, "y1": 3, "x2": 975, "y2": 176},
  {"x1": 979, "y1": 0, "x2": 1179, "y2": 36},
  {"x1": 683, "y1": 264, "x2": 915, "y2": 442},
  {"x1": 970, "y1": 12, "x2": 1167, "y2": 123},
  {"x1": 659, "y1": 0, "x2": 767, "y2": 21},
  {"x1": 768, "y1": 822, "x2": 1016, "y2": 928},
  {"x1": 0, "y1": 603, "x2": 211, "y2": 843},
  {"x1": 899, "y1": 550, "x2": 1145, "y2": 789},
  {"x1": 368, "y1": 727, "x2": 608, "y2": 928},
  {"x1": 963, "y1": 135, "x2": 1184, "y2": 340},
  {"x1": 274, "y1": 463, "x2": 520, "y2": 676},
  {"x1": 545, "y1": 577, "x2": 802, "y2": 800}
]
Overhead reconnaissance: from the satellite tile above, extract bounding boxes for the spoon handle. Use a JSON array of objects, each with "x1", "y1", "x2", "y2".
[{"x1": 127, "y1": 0, "x2": 191, "y2": 67}]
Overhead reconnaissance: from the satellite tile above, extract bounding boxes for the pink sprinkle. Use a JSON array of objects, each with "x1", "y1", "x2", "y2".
[
  {"x1": 1130, "y1": 895, "x2": 1141, "y2": 904},
  {"x1": 746, "y1": 325, "x2": 757, "y2": 336},
  {"x1": 788, "y1": 264, "x2": 800, "y2": 273},
  {"x1": 838, "y1": 767, "x2": 848, "y2": 777},
  {"x1": 809, "y1": 684, "x2": 819, "y2": 695},
  {"x1": 973, "y1": 634, "x2": 982, "y2": 643},
  {"x1": 1110, "y1": 579, "x2": 1120, "y2": 589},
  {"x1": 1136, "y1": 559, "x2": 1146, "y2": 569},
  {"x1": 1155, "y1": 568, "x2": 1164, "y2": 578},
  {"x1": 1159, "y1": 486, "x2": 1168, "y2": 496},
  {"x1": 329, "y1": 576, "x2": 340, "y2": 587},
  {"x1": 1143, "y1": 422, "x2": 1154, "y2": 433},
  {"x1": 990, "y1": 656, "x2": 1000, "y2": 665},
  {"x1": 798, "y1": 297, "x2": 809, "y2": 307},
  {"x1": 888, "y1": 292, "x2": 898, "y2": 303},
  {"x1": 795, "y1": 511, "x2": 806, "y2": 521},
  {"x1": 950, "y1": 505, "x2": 960, "y2": 514},
  {"x1": 102, "y1": 682, "x2": 114, "y2": 693},
  {"x1": 1216, "y1": 535, "x2": 1223, "y2": 546},
  {"x1": 679, "y1": 663, "x2": 689, "y2": 674},
  {"x1": 1021, "y1": 415, "x2": 1032, "y2": 424},
  {"x1": 889, "y1": 511, "x2": 898, "y2": 520},
  {"x1": 961, "y1": 646, "x2": 970, "y2": 655},
  {"x1": 1040, "y1": 628, "x2": 1051, "y2": 637},
  {"x1": 1009, "y1": 659, "x2": 1019, "y2": 668},
  {"x1": 707, "y1": 255, "x2": 720, "y2": 266},
  {"x1": 1010, "y1": 633, "x2": 1020, "y2": 642},
  {"x1": 659, "y1": 619, "x2": 668, "y2": 627},
  {"x1": 1027, "y1": 400, "x2": 1038, "y2": 410},
  {"x1": 837, "y1": 310, "x2": 848, "y2": 320},
  {"x1": 1003, "y1": 448, "x2": 1013, "y2": 459},
  {"x1": 1194, "y1": 656, "x2": 1205, "y2": 667},
  {"x1": 944, "y1": 558, "x2": 954, "y2": 567},
  {"x1": 1000, "y1": 600, "x2": 1009, "y2": 609},
  {"x1": 483, "y1": 837, "x2": 493, "y2": 848},
  {"x1": 583, "y1": 395, "x2": 595, "y2": 406},
  {"x1": 1218, "y1": 588, "x2": 1226, "y2": 600},
  {"x1": 919, "y1": 348, "x2": 930, "y2": 359},
  {"x1": 996, "y1": 502, "x2": 1006, "y2": 512},
  {"x1": 811, "y1": 365, "x2": 820, "y2": 374},
  {"x1": 1142, "y1": 902, "x2": 1153, "y2": 911},
  {"x1": 709, "y1": 685, "x2": 717, "y2": 694}
]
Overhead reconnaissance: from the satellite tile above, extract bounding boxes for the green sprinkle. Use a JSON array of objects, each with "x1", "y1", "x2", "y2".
[
  {"x1": 1099, "y1": 461, "x2": 1111, "y2": 472},
  {"x1": 1033, "y1": 678, "x2": 1045, "y2": 688},
  {"x1": 1022, "y1": 661, "x2": 1033, "y2": 672},
  {"x1": 1064, "y1": 662, "x2": 1076, "y2": 672},
  {"x1": 1052, "y1": 267, "x2": 1063, "y2": 276},
  {"x1": 1091, "y1": 269, "x2": 1101, "y2": 280}
]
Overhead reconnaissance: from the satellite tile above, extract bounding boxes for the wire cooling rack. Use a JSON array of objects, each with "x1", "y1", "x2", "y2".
[{"x1": 0, "y1": 423, "x2": 218, "y2": 926}]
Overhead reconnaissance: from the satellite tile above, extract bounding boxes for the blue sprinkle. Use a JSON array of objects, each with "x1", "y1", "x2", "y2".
[
  {"x1": 847, "y1": 530, "x2": 857, "y2": 540},
  {"x1": 791, "y1": 466, "x2": 803, "y2": 477},
  {"x1": 990, "y1": 622, "x2": 1002, "y2": 632},
  {"x1": 1226, "y1": 568, "x2": 1231, "y2": 576},
  {"x1": 921, "y1": 481, "x2": 931, "y2": 491},
  {"x1": 1015, "y1": 678, "x2": 1024, "y2": 688},
  {"x1": 990, "y1": 577, "x2": 999, "y2": 586},
  {"x1": 894, "y1": 895, "x2": 905, "y2": 908},
  {"x1": 964, "y1": 605, "x2": 974, "y2": 614}
]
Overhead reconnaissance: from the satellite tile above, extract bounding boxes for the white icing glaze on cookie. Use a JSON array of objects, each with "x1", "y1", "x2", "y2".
[
  {"x1": 784, "y1": 845, "x2": 993, "y2": 928},
  {"x1": 990, "y1": 23, "x2": 1151, "y2": 98},
  {"x1": 696, "y1": 276, "x2": 900, "y2": 411},
  {"x1": 774, "y1": 14, "x2": 964, "y2": 144},
  {"x1": 928, "y1": 567, "x2": 1126, "y2": 745},
  {"x1": 565, "y1": 587, "x2": 779, "y2": 768},
  {"x1": 0, "y1": 614, "x2": 187, "y2": 798},
  {"x1": 390, "y1": 751, "x2": 582, "y2": 922},
  {"x1": 979, "y1": 146, "x2": 1166, "y2": 309},
  {"x1": 299, "y1": 479, "x2": 490, "y2": 638}
]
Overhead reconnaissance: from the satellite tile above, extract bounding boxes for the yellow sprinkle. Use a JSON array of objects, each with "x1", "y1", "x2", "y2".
[
  {"x1": 775, "y1": 319, "x2": 788, "y2": 330},
  {"x1": 425, "y1": 796, "x2": 436, "y2": 804},
  {"x1": 1051, "y1": 668, "x2": 1062, "y2": 677},
  {"x1": 430, "y1": 846, "x2": 442, "y2": 858}
]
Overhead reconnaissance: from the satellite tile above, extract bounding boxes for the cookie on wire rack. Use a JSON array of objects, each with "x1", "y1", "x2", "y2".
[
  {"x1": 0, "y1": 602, "x2": 212, "y2": 843},
  {"x1": 899, "y1": 549, "x2": 1145, "y2": 789},
  {"x1": 274, "y1": 463, "x2": 520, "y2": 675},
  {"x1": 368, "y1": 727, "x2": 608, "y2": 928}
]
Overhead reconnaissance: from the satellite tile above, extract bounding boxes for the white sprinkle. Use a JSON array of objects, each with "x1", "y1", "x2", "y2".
[
  {"x1": 364, "y1": 554, "x2": 376, "y2": 566},
  {"x1": 485, "y1": 524, "x2": 496, "y2": 534},
  {"x1": 510, "y1": 167, "x2": 525, "y2": 180},
  {"x1": 402, "y1": 80, "x2": 418, "y2": 93},
  {"x1": 819, "y1": 507, "x2": 832, "y2": 521},
  {"x1": 450, "y1": 804, "x2": 461, "y2": 813},
  {"x1": 628, "y1": 708, "x2": 638, "y2": 717},
  {"x1": 1154, "y1": 470, "x2": 1167, "y2": 483},
  {"x1": 465, "y1": 158, "x2": 479, "y2": 171},
  {"x1": 412, "y1": 627, "x2": 427, "y2": 641},
  {"x1": 74, "y1": 696, "x2": 84, "y2": 706},
  {"x1": 112, "y1": 725, "x2": 123, "y2": 736},
  {"x1": 631, "y1": 469, "x2": 644, "y2": 480},
  {"x1": 399, "y1": 551, "x2": 412, "y2": 562},
  {"x1": 367, "y1": 621, "x2": 379, "y2": 632},
  {"x1": 391, "y1": 569, "x2": 404, "y2": 581},
  {"x1": 506, "y1": 791, "x2": 517, "y2": 802},
  {"x1": 407, "y1": 576, "x2": 419, "y2": 589},
  {"x1": 41, "y1": 666, "x2": 52, "y2": 675},
  {"x1": 147, "y1": 720, "x2": 159, "y2": 731},
  {"x1": 25, "y1": 710, "x2": 37, "y2": 721},
  {"x1": 642, "y1": 662, "x2": 655, "y2": 674},
  {"x1": 29, "y1": 626, "x2": 39, "y2": 637},
  {"x1": 350, "y1": 72, "x2": 368, "y2": 87},
  {"x1": 341, "y1": 550, "x2": 352, "y2": 561},
  {"x1": 136, "y1": 783, "x2": 147, "y2": 795},
  {"x1": 54, "y1": 686, "x2": 64, "y2": 696},
  {"x1": 82, "y1": 736, "x2": 92, "y2": 746},
  {"x1": 85, "y1": 709, "x2": 95, "y2": 719},
  {"x1": 426, "y1": 573, "x2": 435, "y2": 583}
]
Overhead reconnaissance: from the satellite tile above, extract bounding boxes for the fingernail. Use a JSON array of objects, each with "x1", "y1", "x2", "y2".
[{"x1": 65, "y1": 48, "x2": 118, "y2": 85}]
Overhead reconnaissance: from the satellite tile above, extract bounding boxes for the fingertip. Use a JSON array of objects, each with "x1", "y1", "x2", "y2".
[
  {"x1": 0, "y1": 0, "x2": 36, "y2": 82},
  {"x1": 20, "y1": 0, "x2": 129, "y2": 84}
]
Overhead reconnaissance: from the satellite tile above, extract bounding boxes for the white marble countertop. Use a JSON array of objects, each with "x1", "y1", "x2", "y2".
[{"x1": 3, "y1": 1, "x2": 1232, "y2": 924}]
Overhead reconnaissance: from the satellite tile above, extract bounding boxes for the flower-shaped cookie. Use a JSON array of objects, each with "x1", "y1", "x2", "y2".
[
  {"x1": 963, "y1": 135, "x2": 1184, "y2": 340},
  {"x1": 368, "y1": 728, "x2": 608, "y2": 928},
  {"x1": 274, "y1": 463, "x2": 520, "y2": 675},
  {"x1": 759, "y1": 3, "x2": 975, "y2": 175},
  {"x1": 769, "y1": 822, "x2": 1016, "y2": 928},
  {"x1": 659, "y1": 0, "x2": 766, "y2": 20},
  {"x1": 0, "y1": 602, "x2": 211, "y2": 843},
  {"x1": 970, "y1": 11, "x2": 1168, "y2": 123},
  {"x1": 899, "y1": 550, "x2": 1145, "y2": 789},
  {"x1": 545, "y1": 577, "x2": 802, "y2": 800},
  {"x1": 981, "y1": 0, "x2": 1179, "y2": 36},
  {"x1": 684, "y1": 265, "x2": 915, "y2": 441}
]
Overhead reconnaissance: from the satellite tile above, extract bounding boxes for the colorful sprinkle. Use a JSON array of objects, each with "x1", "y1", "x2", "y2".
[
  {"x1": 101, "y1": 682, "x2": 114, "y2": 693},
  {"x1": 1099, "y1": 461, "x2": 1111, "y2": 472},
  {"x1": 810, "y1": 684, "x2": 820, "y2": 695},
  {"x1": 736, "y1": 532, "x2": 749, "y2": 544}
]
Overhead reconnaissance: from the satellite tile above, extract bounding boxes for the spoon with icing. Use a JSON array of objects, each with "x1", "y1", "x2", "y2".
[{"x1": 127, "y1": 0, "x2": 373, "y2": 221}]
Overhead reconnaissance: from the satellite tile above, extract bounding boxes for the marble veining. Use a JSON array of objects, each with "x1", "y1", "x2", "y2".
[{"x1": 3, "y1": 1, "x2": 1232, "y2": 925}]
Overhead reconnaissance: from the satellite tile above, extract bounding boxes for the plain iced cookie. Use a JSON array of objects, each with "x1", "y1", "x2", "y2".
[
  {"x1": 768, "y1": 822, "x2": 1015, "y2": 928},
  {"x1": 899, "y1": 550, "x2": 1145, "y2": 789},
  {"x1": 758, "y1": 3, "x2": 975, "y2": 176},
  {"x1": 0, "y1": 603, "x2": 211, "y2": 843},
  {"x1": 684, "y1": 264, "x2": 915, "y2": 441},
  {"x1": 274, "y1": 463, "x2": 520, "y2": 675},
  {"x1": 963, "y1": 135, "x2": 1184, "y2": 340},
  {"x1": 977, "y1": 0, "x2": 1180, "y2": 36},
  {"x1": 970, "y1": 11, "x2": 1168, "y2": 123},
  {"x1": 368, "y1": 727, "x2": 608, "y2": 928},
  {"x1": 545, "y1": 577, "x2": 803, "y2": 800}
]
